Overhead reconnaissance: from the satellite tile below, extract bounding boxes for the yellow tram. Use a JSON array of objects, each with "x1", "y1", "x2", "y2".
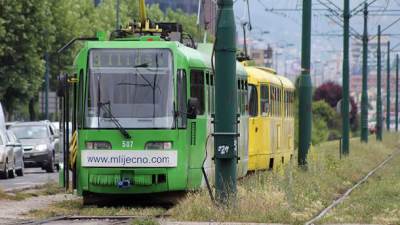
[{"x1": 245, "y1": 66, "x2": 295, "y2": 171}]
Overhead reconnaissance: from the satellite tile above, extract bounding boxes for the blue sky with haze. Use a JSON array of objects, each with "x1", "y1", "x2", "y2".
[{"x1": 233, "y1": 0, "x2": 400, "y2": 63}]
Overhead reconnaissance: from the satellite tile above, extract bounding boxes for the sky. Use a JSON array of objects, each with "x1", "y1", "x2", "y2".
[{"x1": 232, "y1": 0, "x2": 400, "y2": 81}]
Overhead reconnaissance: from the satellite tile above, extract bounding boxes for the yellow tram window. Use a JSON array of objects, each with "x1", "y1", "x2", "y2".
[
  {"x1": 260, "y1": 85, "x2": 269, "y2": 116},
  {"x1": 248, "y1": 85, "x2": 258, "y2": 117}
]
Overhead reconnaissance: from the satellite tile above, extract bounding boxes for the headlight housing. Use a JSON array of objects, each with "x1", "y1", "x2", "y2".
[
  {"x1": 35, "y1": 144, "x2": 48, "y2": 152},
  {"x1": 145, "y1": 142, "x2": 172, "y2": 150},
  {"x1": 86, "y1": 141, "x2": 112, "y2": 150}
]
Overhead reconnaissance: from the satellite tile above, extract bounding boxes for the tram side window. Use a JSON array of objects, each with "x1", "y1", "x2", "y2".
[
  {"x1": 271, "y1": 87, "x2": 275, "y2": 116},
  {"x1": 206, "y1": 72, "x2": 211, "y2": 115},
  {"x1": 190, "y1": 70, "x2": 205, "y2": 115},
  {"x1": 78, "y1": 70, "x2": 84, "y2": 127},
  {"x1": 260, "y1": 85, "x2": 269, "y2": 116},
  {"x1": 177, "y1": 69, "x2": 187, "y2": 128},
  {"x1": 211, "y1": 74, "x2": 215, "y2": 114},
  {"x1": 285, "y1": 91, "x2": 288, "y2": 117},
  {"x1": 278, "y1": 88, "x2": 283, "y2": 116},
  {"x1": 248, "y1": 85, "x2": 258, "y2": 117},
  {"x1": 277, "y1": 88, "x2": 281, "y2": 116},
  {"x1": 242, "y1": 81, "x2": 247, "y2": 115},
  {"x1": 237, "y1": 80, "x2": 241, "y2": 114}
]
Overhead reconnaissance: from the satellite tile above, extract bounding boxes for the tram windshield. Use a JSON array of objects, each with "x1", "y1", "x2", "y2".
[{"x1": 85, "y1": 49, "x2": 174, "y2": 129}]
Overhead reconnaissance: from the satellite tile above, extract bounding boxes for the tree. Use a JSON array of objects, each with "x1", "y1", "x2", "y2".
[
  {"x1": 313, "y1": 81, "x2": 358, "y2": 132},
  {"x1": 313, "y1": 100, "x2": 342, "y2": 140},
  {"x1": 0, "y1": 0, "x2": 208, "y2": 120},
  {"x1": 0, "y1": 0, "x2": 54, "y2": 119}
]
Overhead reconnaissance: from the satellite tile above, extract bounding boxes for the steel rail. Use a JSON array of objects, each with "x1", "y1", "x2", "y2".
[{"x1": 21, "y1": 214, "x2": 171, "y2": 225}]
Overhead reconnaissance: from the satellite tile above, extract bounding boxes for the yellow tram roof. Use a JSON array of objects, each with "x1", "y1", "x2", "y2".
[
  {"x1": 245, "y1": 66, "x2": 295, "y2": 90},
  {"x1": 277, "y1": 76, "x2": 295, "y2": 90},
  {"x1": 245, "y1": 66, "x2": 281, "y2": 85}
]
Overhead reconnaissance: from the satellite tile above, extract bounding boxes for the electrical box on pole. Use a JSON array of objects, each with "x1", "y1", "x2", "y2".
[
  {"x1": 298, "y1": 0, "x2": 312, "y2": 167},
  {"x1": 214, "y1": 0, "x2": 238, "y2": 204},
  {"x1": 361, "y1": 3, "x2": 369, "y2": 142}
]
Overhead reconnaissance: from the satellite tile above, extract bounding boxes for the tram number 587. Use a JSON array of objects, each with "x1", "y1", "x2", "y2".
[{"x1": 122, "y1": 141, "x2": 134, "y2": 148}]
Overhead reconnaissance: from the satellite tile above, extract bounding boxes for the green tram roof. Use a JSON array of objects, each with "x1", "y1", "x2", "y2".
[
  {"x1": 197, "y1": 43, "x2": 247, "y2": 79},
  {"x1": 76, "y1": 40, "x2": 247, "y2": 79}
]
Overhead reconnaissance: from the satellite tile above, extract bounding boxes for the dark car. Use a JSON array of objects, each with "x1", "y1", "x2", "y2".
[{"x1": 9, "y1": 121, "x2": 59, "y2": 173}]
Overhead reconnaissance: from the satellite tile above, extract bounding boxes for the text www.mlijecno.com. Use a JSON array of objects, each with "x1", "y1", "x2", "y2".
[{"x1": 86, "y1": 155, "x2": 170, "y2": 166}]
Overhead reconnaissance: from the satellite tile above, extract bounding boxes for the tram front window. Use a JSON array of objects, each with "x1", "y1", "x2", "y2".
[{"x1": 85, "y1": 49, "x2": 174, "y2": 129}]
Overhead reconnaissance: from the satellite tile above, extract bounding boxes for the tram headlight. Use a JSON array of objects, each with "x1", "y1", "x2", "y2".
[
  {"x1": 145, "y1": 142, "x2": 172, "y2": 150},
  {"x1": 85, "y1": 141, "x2": 112, "y2": 150}
]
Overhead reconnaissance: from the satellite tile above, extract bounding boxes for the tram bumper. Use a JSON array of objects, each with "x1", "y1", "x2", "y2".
[{"x1": 79, "y1": 167, "x2": 174, "y2": 194}]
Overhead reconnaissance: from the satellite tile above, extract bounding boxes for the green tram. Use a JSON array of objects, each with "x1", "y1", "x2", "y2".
[{"x1": 58, "y1": 32, "x2": 249, "y2": 202}]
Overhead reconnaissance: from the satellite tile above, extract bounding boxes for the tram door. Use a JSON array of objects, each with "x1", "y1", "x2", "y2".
[
  {"x1": 187, "y1": 69, "x2": 207, "y2": 188},
  {"x1": 248, "y1": 84, "x2": 260, "y2": 169}
]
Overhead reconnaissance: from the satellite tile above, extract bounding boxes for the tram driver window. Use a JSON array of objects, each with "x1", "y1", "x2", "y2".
[
  {"x1": 248, "y1": 85, "x2": 258, "y2": 117},
  {"x1": 190, "y1": 70, "x2": 205, "y2": 115}
]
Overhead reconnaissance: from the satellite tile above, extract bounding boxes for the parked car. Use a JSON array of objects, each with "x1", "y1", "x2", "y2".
[
  {"x1": 6, "y1": 130, "x2": 24, "y2": 176},
  {"x1": 0, "y1": 103, "x2": 16, "y2": 179},
  {"x1": 0, "y1": 131, "x2": 15, "y2": 179},
  {"x1": 9, "y1": 121, "x2": 59, "y2": 173},
  {"x1": 5, "y1": 122, "x2": 17, "y2": 129}
]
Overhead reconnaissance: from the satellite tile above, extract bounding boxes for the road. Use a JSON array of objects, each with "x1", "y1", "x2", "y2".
[{"x1": 0, "y1": 168, "x2": 58, "y2": 192}]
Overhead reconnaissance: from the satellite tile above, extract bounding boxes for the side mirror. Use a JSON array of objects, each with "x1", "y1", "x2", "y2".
[
  {"x1": 6, "y1": 143, "x2": 14, "y2": 148},
  {"x1": 187, "y1": 97, "x2": 200, "y2": 119},
  {"x1": 57, "y1": 74, "x2": 68, "y2": 97}
]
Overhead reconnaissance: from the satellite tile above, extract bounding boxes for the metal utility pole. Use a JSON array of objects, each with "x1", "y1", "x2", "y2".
[
  {"x1": 376, "y1": 25, "x2": 383, "y2": 141},
  {"x1": 298, "y1": 0, "x2": 312, "y2": 167},
  {"x1": 386, "y1": 41, "x2": 391, "y2": 131},
  {"x1": 396, "y1": 54, "x2": 399, "y2": 131},
  {"x1": 116, "y1": 0, "x2": 120, "y2": 30},
  {"x1": 361, "y1": 3, "x2": 368, "y2": 142},
  {"x1": 342, "y1": 0, "x2": 350, "y2": 155},
  {"x1": 214, "y1": 0, "x2": 237, "y2": 204},
  {"x1": 44, "y1": 53, "x2": 50, "y2": 120}
]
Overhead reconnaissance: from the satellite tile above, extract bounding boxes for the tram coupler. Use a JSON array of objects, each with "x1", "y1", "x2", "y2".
[{"x1": 117, "y1": 178, "x2": 131, "y2": 188}]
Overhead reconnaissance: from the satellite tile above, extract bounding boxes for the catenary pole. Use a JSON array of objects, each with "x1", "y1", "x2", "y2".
[
  {"x1": 214, "y1": 0, "x2": 237, "y2": 204},
  {"x1": 342, "y1": 0, "x2": 350, "y2": 155},
  {"x1": 298, "y1": 0, "x2": 312, "y2": 166},
  {"x1": 396, "y1": 54, "x2": 399, "y2": 131},
  {"x1": 116, "y1": 0, "x2": 120, "y2": 30},
  {"x1": 361, "y1": 3, "x2": 369, "y2": 142},
  {"x1": 44, "y1": 53, "x2": 50, "y2": 120},
  {"x1": 387, "y1": 41, "x2": 391, "y2": 131},
  {"x1": 376, "y1": 25, "x2": 383, "y2": 140}
]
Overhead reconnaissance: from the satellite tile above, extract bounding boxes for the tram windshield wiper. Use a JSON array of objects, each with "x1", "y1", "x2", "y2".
[{"x1": 98, "y1": 101, "x2": 132, "y2": 139}]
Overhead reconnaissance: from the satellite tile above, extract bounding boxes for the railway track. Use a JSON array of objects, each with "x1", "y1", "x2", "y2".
[
  {"x1": 304, "y1": 150, "x2": 400, "y2": 225},
  {"x1": 20, "y1": 214, "x2": 170, "y2": 225}
]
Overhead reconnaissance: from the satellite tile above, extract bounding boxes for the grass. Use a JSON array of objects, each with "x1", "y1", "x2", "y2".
[
  {"x1": 0, "y1": 182, "x2": 63, "y2": 201},
  {"x1": 170, "y1": 132, "x2": 400, "y2": 225},
  {"x1": 131, "y1": 218, "x2": 160, "y2": 225},
  {"x1": 320, "y1": 146, "x2": 400, "y2": 225},
  {"x1": 27, "y1": 198, "x2": 165, "y2": 220},
  {"x1": 25, "y1": 132, "x2": 400, "y2": 224}
]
